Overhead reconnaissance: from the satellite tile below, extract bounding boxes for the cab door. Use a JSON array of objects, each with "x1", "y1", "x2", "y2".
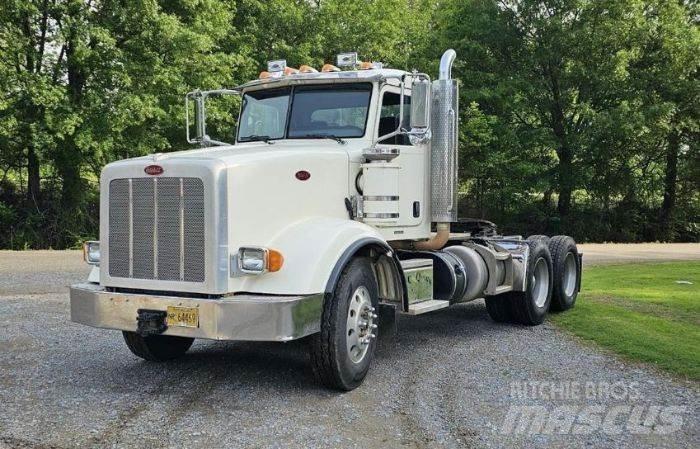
[{"x1": 374, "y1": 86, "x2": 427, "y2": 228}]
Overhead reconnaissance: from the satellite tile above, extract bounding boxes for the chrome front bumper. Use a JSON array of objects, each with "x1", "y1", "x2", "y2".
[{"x1": 70, "y1": 283, "x2": 323, "y2": 342}]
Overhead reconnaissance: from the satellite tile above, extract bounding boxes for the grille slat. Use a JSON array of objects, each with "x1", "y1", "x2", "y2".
[
  {"x1": 131, "y1": 178, "x2": 155, "y2": 280},
  {"x1": 108, "y1": 180, "x2": 130, "y2": 278},
  {"x1": 183, "y1": 178, "x2": 206, "y2": 282},
  {"x1": 108, "y1": 177, "x2": 205, "y2": 283},
  {"x1": 156, "y1": 178, "x2": 182, "y2": 281}
]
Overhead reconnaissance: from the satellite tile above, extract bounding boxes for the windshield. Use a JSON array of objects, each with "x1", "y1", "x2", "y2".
[
  {"x1": 237, "y1": 88, "x2": 290, "y2": 141},
  {"x1": 237, "y1": 83, "x2": 372, "y2": 142}
]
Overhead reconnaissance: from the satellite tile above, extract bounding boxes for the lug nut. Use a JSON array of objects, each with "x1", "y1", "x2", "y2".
[{"x1": 371, "y1": 313, "x2": 378, "y2": 319}]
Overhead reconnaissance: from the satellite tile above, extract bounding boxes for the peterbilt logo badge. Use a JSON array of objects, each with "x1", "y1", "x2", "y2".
[
  {"x1": 295, "y1": 170, "x2": 311, "y2": 181},
  {"x1": 144, "y1": 165, "x2": 164, "y2": 175}
]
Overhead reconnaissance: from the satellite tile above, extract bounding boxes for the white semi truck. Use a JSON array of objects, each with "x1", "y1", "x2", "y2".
[{"x1": 71, "y1": 50, "x2": 581, "y2": 390}]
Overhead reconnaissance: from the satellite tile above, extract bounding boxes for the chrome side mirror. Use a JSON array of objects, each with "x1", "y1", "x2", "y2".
[
  {"x1": 409, "y1": 74, "x2": 431, "y2": 144},
  {"x1": 186, "y1": 90, "x2": 205, "y2": 144},
  {"x1": 410, "y1": 77, "x2": 431, "y2": 129},
  {"x1": 185, "y1": 89, "x2": 240, "y2": 147}
]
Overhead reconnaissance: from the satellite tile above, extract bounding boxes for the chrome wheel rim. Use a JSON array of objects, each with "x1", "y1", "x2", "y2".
[
  {"x1": 530, "y1": 257, "x2": 550, "y2": 308},
  {"x1": 345, "y1": 286, "x2": 376, "y2": 364},
  {"x1": 563, "y1": 252, "x2": 577, "y2": 297}
]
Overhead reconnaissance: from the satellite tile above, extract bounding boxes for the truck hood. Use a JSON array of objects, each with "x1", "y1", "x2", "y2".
[
  {"x1": 98, "y1": 139, "x2": 354, "y2": 295},
  {"x1": 106, "y1": 140, "x2": 361, "y2": 170}
]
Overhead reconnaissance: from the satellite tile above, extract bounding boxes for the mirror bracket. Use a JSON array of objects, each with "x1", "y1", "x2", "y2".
[
  {"x1": 371, "y1": 73, "x2": 431, "y2": 149},
  {"x1": 185, "y1": 89, "x2": 240, "y2": 147}
]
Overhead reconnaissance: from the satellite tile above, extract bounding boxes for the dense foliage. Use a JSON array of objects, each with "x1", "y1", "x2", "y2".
[{"x1": 0, "y1": 0, "x2": 697, "y2": 248}]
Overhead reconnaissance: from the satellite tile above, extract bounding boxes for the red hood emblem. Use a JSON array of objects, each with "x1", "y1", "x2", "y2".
[
  {"x1": 144, "y1": 165, "x2": 164, "y2": 175},
  {"x1": 295, "y1": 170, "x2": 311, "y2": 181}
]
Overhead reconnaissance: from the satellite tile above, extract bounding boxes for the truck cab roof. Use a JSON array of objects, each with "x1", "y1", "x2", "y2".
[{"x1": 235, "y1": 68, "x2": 410, "y2": 92}]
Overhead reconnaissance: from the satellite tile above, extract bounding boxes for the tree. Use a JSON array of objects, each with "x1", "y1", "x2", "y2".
[
  {"x1": 628, "y1": 0, "x2": 699, "y2": 240},
  {"x1": 435, "y1": 0, "x2": 698, "y2": 239},
  {"x1": 0, "y1": 0, "x2": 236, "y2": 247}
]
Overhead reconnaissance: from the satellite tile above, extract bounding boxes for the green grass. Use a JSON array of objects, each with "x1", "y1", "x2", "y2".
[{"x1": 551, "y1": 261, "x2": 700, "y2": 380}]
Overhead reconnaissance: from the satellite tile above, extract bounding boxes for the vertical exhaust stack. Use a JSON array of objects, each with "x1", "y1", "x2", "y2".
[
  {"x1": 411, "y1": 50, "x2": 458, "y2": 251},
  {"x1": 431, "y1": 49, "x2": 459, "y2": 224}
]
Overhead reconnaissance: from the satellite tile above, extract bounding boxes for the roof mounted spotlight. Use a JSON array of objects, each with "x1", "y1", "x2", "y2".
[
  {"x1": 267, "y1": 59, "x2": 286, "y2": 78},
  {"x1": 337, "y1": 52, "x2": 359, "y2": 69}
]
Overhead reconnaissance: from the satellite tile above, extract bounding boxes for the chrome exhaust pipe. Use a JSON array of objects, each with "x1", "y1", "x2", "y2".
[
  {"x1": 439, "y1": 49, "x2": 456, "y2": 80},
  {"x1": 430, "y1": 49, "x2": 459, "y2": 227}
]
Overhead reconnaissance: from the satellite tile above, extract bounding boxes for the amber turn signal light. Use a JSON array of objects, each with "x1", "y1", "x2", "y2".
[{"x1": 267, "y1": 249, "x2": 284, "y2": 272}]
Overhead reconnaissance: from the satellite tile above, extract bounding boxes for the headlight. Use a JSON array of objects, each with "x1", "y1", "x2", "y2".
[
  {"x1": 239, "y1": 247, "x2": 266, "y2": 273},
  {"x1": 238, "y1": 247, "x2": 284, "y2": 274},
  {"x1": 83, "y1": 241, "x2": 100, "y2": 265}
]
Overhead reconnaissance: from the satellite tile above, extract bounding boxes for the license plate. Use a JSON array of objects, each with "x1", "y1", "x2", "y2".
[{"x1": 166, "y1": 306, "x2": 199, "y2": 328}]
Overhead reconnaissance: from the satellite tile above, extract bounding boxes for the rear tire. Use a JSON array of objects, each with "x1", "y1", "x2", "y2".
[
  {"x1": 547, "y1": 235, "x2": 580, "y2": 312},
  {"x1": 484, "y1": 295, "x2": 513, "y2": 322},
  {"x1": 527, "y1": 234, "x2": 550, "y2": 244},
  {"x1": 485, "y1": 239, "x2": 553, "y2": 325},
  {"x1": 309, "y1": 257, "x2": 379, "y2": 391},
  {"x1": 122, "y1": 331, "x2": 194, "y2": 361}
]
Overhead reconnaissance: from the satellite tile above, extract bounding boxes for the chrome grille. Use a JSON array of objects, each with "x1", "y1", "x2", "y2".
[{"x1": 108, "y1": 177, "x2": 205, "y2": 283}]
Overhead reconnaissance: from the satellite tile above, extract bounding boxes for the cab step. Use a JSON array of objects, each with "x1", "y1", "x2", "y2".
[{"x1": 406, "y1": 299, "x2": 450, "y2": 315}]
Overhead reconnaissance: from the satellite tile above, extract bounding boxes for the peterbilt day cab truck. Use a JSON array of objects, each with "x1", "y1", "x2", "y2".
[{"x1": 71, "y1": 50, "x2": 582, "y2": 391}]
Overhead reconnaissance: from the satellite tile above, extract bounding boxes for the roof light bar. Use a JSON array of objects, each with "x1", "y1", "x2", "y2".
[
  {"x1": 321, "y1": 64, "x2": 341, "y2": 73},
  {"x1": 299, "y1": 65, "x2": 318, "y2": 73}
]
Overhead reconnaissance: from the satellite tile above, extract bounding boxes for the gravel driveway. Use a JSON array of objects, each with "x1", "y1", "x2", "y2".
[{"x1": 0, "y1": 245, "x2": 698, "y2": 449}]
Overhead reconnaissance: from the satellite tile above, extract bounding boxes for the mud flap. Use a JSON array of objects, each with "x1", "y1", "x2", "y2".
[
  {"x1": 576, "y1": 253, "x2": 583, "y2": 293},
  {"x1": 377, "y1": 303, "x2": 397, "y2": 338}
]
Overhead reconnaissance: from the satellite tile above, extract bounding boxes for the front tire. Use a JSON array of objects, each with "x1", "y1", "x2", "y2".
[
  {"x1": 309, "y1": 257, "x2": 379, "y2": 391},
  {"x1": 122, "y1": 331, "x2": 194, "y2": 361}
]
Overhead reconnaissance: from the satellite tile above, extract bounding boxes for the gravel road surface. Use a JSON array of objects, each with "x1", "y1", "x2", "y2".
[{"x1": 0, "y1": 244, "x2": 698, "y2": 448}]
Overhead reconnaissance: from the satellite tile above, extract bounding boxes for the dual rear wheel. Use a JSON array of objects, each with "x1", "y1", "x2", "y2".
[{"x1": 485, "y1": 235, "x2": 579, "y2": 325}]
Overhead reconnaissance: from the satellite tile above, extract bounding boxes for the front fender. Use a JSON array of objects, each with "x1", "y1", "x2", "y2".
[{"x1": 232, "y1": 217, "x2": 389, "y2": 295}]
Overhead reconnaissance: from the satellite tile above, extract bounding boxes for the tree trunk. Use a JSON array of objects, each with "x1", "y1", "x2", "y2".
[
  {"x1": 27, "y1": 145, "x2": 40, "y2": 204},
  {"x1": 658, "y1": 131, "x2": 679, "y2": 241},
  {"x1": 59, "y1": 38, "x2": 86, "y2": 211},
  {"x1": 547, "y1": 68, "x2": 574, "y2": 219},
  {"x1": 556, "y1": 147, "x2": 573, "y2": 217}
]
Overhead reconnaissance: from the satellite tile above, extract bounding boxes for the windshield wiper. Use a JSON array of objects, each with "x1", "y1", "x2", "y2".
[
  {"x1": 239, "y1": 135, "x2": 274, "y2": 144},
  {"x1": 296, "y1": 134, "x2": 346, "y2": 145}
]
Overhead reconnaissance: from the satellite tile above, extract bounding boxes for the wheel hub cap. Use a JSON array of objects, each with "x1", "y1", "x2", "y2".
[
  {"x1": 563, "y1": 252, "x2": 577, "y2": 297},
  {"x1": 531, "y1": 257, "x2": 550, "y2": 308},
  {"x1": 346, "y1": 286, "x2": 377, "y2": 364}
]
